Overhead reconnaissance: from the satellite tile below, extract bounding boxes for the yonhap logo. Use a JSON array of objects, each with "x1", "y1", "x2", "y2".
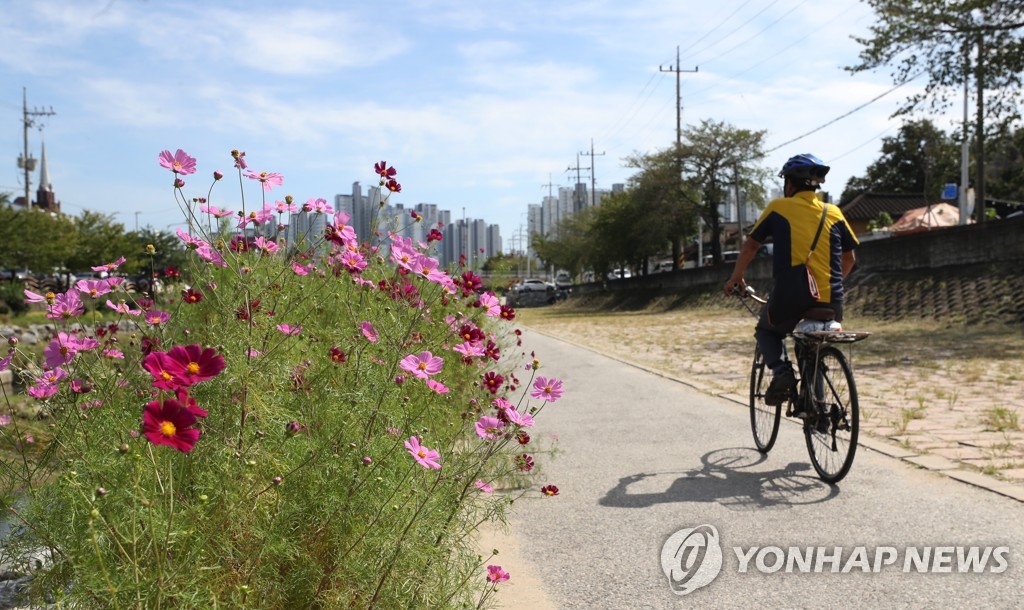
[{"x1": 660, "y1": 525, "x2": 723, "y2": 595}]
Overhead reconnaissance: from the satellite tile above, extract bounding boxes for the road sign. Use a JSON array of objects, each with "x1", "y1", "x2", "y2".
[{"x1": 942, "y1": 183, "x2": 958, "y2": 200}]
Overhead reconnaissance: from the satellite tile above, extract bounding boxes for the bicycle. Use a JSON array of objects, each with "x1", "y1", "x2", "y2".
[{"x1": 732, "y1": 286, "x2": 870, "y2": 484}]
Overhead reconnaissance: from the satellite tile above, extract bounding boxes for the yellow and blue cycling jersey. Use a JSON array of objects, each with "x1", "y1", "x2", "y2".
[{"x1": 749, "y1": 191, "x2": 859, "y2": 305}]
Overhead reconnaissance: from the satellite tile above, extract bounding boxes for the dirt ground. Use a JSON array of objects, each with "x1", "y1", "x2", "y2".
[{"x1": 516, "y1": 299, "x2": 1024, "y2": 486}]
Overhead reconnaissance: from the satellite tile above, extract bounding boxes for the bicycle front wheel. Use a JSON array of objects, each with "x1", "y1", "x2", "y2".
[
  {"x1": 750, "y1": 347, "x2": 781, "y2": 453},
  {"x1": 804, "y1": 346, "x2": 859, "y2": 483}
]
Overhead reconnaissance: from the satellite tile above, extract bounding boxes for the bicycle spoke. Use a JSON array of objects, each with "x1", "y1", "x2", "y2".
[{"x1": 804, "y1": 346, "x2": 859, "y2": 483}]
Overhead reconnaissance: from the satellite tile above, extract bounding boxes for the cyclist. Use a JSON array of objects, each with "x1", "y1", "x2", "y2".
[{"x1": 724, "y1": 153, "x2": 858, "y2": 408}]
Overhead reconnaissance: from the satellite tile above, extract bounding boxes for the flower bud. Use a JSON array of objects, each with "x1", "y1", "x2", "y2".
[
  {"x1": 174, "y1": 178, "x2": 185, "y2": 188},
  {"x1": 146, "y1": 244, "x2": 156, "y2": 255},
  {"x1": 213, "y1": 170, "x2": 223, "y2": 180},
  {"x1": 362, "y1": 456, "x2": 373, "y2": 465},
  {"x1": 96, "y1": 487, "x2": 107, "y2": 497},
  {"x1": 272, "y1": 476, "x2": 283, "y2": 485},
  {"x1": 8, "y1": 336, "x2": 18, "y2": 347}
]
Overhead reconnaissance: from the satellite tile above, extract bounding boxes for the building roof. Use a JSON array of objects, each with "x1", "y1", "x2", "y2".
[
  {"x1": 839, "y1": 192, "x2": 928, "y2": 221},
  {"x1": 889, "y1": 203, "x2": 962, "y2": 233}
]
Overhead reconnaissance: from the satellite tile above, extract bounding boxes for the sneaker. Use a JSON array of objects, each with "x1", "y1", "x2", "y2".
[{"x1": 764, "y1": 367, "x2": 796, "y2": 406}]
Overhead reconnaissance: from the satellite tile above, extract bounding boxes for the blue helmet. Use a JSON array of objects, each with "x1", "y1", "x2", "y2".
[{"x1": 778, "y1": 153, "x2": 830, "y2": 183}]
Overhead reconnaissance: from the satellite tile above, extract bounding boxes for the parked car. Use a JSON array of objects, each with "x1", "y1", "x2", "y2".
[
  {"x1": 506, "y1": 279, "x2": 566, "y2": 307},
  {"x1": 607, "y1": 269, "x2": 632, "y2": 280},
  {"x1": 554, "y1": 271, "x2": 573, "y2": 289}
]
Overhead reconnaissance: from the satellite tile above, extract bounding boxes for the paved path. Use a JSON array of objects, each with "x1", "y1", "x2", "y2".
[{"x1": 489, "y1": 330, "x2": 1024, "y2": 609}]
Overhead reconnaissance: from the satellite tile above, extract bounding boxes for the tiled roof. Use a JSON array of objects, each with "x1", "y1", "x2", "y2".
[{"x1": 839, "y1": 192, "x2": 928, "y2": 221}]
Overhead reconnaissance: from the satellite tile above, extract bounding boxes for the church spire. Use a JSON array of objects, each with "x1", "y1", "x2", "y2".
[{"x1": 39, "y1": 141, "x2": 51, "y2": 193}]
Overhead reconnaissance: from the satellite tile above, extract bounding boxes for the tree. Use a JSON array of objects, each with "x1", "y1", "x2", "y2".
[
  {"x1": 623, "y1": 147, "x2": 700, "y2": 271},
  {"x1": 0, "y1": 207, "x2": 78, "y2": 273},
  {"x1": 847, "y1": 0, "x2": 1024, "y2": 220},
  {"x1": 531, "y1": 207, "x2": 595, "y2": 279},
  {"x1": 839, "y1": 119, "x2": 960, "y2": 204},
  {"x1": 986, "y1": 126, "x2": 1024, "y2": 205},
  {"x1": 65, "y1": 210, "x2": 138, "y2": 273},
  {"x1": 678, "y1": 119, "x2": 770, "y2": 265}
]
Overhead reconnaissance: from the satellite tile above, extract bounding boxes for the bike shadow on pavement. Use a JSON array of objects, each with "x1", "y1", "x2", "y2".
[{"x1": 598, "y1": 447, "x2": 840, "y2": 511}]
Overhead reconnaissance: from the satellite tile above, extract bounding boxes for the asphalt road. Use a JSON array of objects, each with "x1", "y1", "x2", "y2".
[{"x1": 499, "y1": 330, "x2": 1024, "y2": 609}]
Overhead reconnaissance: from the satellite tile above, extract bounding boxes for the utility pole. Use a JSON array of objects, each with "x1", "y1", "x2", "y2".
[
  {"x1": 541, "y1": 174, "x2": 560, "y2": 237},
  {"x1": 733, "y1": 162, "x2": 744, "y2": 248},
  {"x1": 565, "y1": 153, "x2": 591, "y2": 214},
  {"x1": 660, "y1": 47, "x2": 697, "y2": 270},
  {"x1": 960, "y1": 39, "x2": 970, "y2": 226},
  {"x1": 580, "y1": 139, "x2": 606, "y2": 207},
  {"x1": 17, "y1": 88, "x2": 55, "y2": 210},
  {"x1": 659, "y1": 46, "x2": 698, "y2": 147},
  {"x1": 975, "y1": 33, "x2": 986, "y2": 223}
]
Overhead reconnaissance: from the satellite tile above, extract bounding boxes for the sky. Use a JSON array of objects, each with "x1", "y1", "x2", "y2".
[{"x1": 0, "y1": 0, "x2": 955, "y2": 248}]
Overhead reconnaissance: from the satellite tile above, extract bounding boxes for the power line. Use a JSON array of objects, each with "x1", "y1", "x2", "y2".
[
  {"x1": 693, "y1": 0, "x2": 810, "y2": 68},
  {"x1": 828, "y1": 125, "x2": 895, "y2": 162},
  {"x1": 679, "y1": 0, "x2": 783, "y2": 64},
  {"x1": 765, "y1": 72, "x2": 924, "y2": 154},
  {"x1": 676, "y1": 0, "x2": 757, "y2": 58}
]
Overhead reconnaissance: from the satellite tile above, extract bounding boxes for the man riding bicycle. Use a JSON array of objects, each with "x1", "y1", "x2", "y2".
[{"x1": 724, "y1": 153, "x2": 859, "y2": 409}]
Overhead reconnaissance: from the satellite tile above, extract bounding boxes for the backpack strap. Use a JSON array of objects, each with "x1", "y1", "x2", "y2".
[{"x1": 805, "y1": 202, "x2": 829, "y2": 262}]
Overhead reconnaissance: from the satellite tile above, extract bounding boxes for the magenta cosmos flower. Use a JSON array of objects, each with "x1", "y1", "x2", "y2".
[
  {"x1": 426, "y1": 379, "x2": 449, "y2": 394},
  {"x1": 404, "y1": 436, "x2": 441, "y2": 470},
  {"x1": 531, "y1": 376, "x2": 564, "y2": 402},
  {"x1": 399, "y1": 351, "x2": 443, "y2": 379},
  {"x1": 158, "y1": 149, "x2": 197, "y2": 175},
  {"x1": 142, "y1": 397, "x2": 201, "y2": 452},
  {"x1": 487, "y1": 565, "x2": 510, "y2": 584},
  {"x1": 360, "y1": 321, "x2": 379, "y2": 343}
]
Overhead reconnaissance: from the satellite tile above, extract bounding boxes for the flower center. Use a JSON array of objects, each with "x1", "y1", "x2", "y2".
[
  {"x1": 187, "y1": 362, "x2": 200, "y2": 375},
  {"x1": 160, "y1": 421, "x2": 177, "y2": 437},
  {"x1": 161, "y1": 371, "x2": 173, "y2": 381},
  {"x1": 417, "y1": 449, "x2": 427, "y2": 459},
  {"x1": 418, "y1": 362, "x2": 428, "y2": 371}
]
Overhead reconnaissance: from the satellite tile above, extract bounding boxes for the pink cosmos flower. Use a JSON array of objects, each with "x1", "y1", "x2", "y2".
[
  {"x1": 389, "y1": 234, "x2": 419, "y2": 270},
  {"x1": 158, "y1": 149, "x2": 197, "y2": 175},
  {"x1": 531, "y1": 376, "x2": 564, "y2": 402},
  {"x1": 23, "y1": 289, "x2": 51, "y2": 304},
  {"x1": 506, "y1": 407, "x2": 536, "y2": 428},
  {"x1": 479, "y1": 292, "x2": 501, "y2": 316},
  {"x1": 91, "y1": 256, "x2": 127, "y2": 273},
  {"x1": 399, "y1": 351, "x2": 443, "y2": 379},
  {"x1": 269, "y1": 199, "x2": 298, "y2": 214},
  {"x1": 277, "y1": 324, "x2": 302, "y2": 336},
  {"x1": 47, "y1": 290, "x2": 84, "y2": 320},
  {"x1": 76, "y1": 279, "x2": 113, "y2": 299},
  {"x1": 253, "y1": 236, "x2": 280, "y2": 254},
  {"x1": 103, "y1": 349, "x2": 125, "y2": 359},
  {"x1": 243, "y1": 169, "x2": 284, "y2": 191},
  {"x1": 200, "y1": 204, "x2": 235, "y2": 218},
  {"x1": 196, "y1": 244, "x2": 228, "y2": 267},
  {"x1": 145, "y1": 310, "x2": 171, "y2": 325},
  {"x1": 70, "y1": 379, "x2": 91, "y2": 394},
  {"x1": 453, "y1": 342, "x2": 485, "y2": 357},
  {"x1": 340, "y1": 250, "x2": 367, "y2": 274},
  {"x1": 105, "y1": 299, "x2": 141, "y2": 316},
  {"x1": 426, "y1": 379, "x2": 449, "y2": 394},
  {"x1": 43, "y1": 332, "x2": 83, "y2": 368},
  {"x1": 475, "y1": 480, "x2": 494, "y2": 493},
  {"x1": 474, "y1": 416, "x2": 504, "y2": 440},
  {"x1": 176, "y1": 228, "x2": 208, "y2": 250},
  {"x1": 0, "y1": 352, "x2": 12, "y2": 372},
  {"x1": 0, "y1": 414, "x2": 10, "y2": 426},
  {"x1": 36, "y1": 368, "x2": 68, "y2": 386},
  {"x1": 106, "y1": 276, "x2": 126, "y2": 289},
  {"x1": 291, "y1": 261, "x2": 310, "y2": 276},
  {"x1": 360, "y1": 321, "x2": 379, "y2": 343},
  {"x1": 404, "y1": 436, "x2": 441, "y2": 470},
  {"x1": 487, "y1": 565, "x2": 510, "y2": 584},
  {"x1": 305, "y1": 197, "x2": 333, "y2": 214},
  {"x1": 27, "y1": 383, "x2": 58, "y2": 400}
]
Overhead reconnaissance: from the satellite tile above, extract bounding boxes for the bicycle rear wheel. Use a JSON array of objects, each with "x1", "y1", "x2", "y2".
[
  {"x1": 804, "y1": 346, "x2": 859, "y2": 483},
  {"x1": 749, "y1": 347, "x2": 781, "y2": 453}
]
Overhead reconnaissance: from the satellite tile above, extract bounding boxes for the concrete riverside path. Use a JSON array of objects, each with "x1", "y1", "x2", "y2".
[{"x1": 484, "y1": 329, "x2": 1024, "y2": 609}]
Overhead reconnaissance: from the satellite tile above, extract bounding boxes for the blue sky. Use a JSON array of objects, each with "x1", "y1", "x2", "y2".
[{"x1": 0, "y1": 0, "x2": 948, "y2": 245}]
